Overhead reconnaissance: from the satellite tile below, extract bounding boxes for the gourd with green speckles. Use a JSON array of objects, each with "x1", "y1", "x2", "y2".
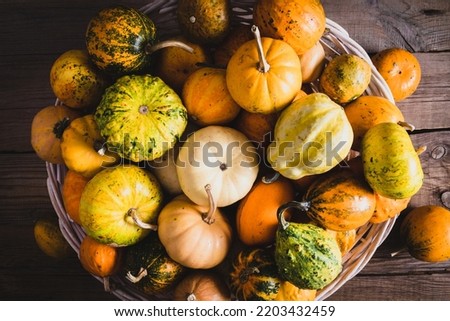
[
  {"x1": 275, "y1": 209, "x2": 342, "y2": 290},
  {"x1": 361, "y1": 122, "x2": 424, "y2": 199},
  {"x1": 94, "y1": 74, "x2": 188, "y2": 162}
]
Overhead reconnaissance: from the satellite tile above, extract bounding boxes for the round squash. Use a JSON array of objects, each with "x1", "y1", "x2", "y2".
[
  {"x1": 176, "y1": 125, "x2": 259, "y2": 207},
  {"x1": 79, "y1": 165, "x2": 163, "y2": 247},
  {"x1": 182, "y1": 67, "x2": 240, "y2": 126},
  {"x1": 253, "y1": 0, "x2": 326, "y2": 55},
  {"x1": 299, "y1": 41, "x2": 326, "y2": 83},
  {"x1": 34, "y1": 217, "x2": 72, "y2": 259},
  {"x1": 214, "y1": 24, "x2": 253, "y2": 67},
  {"x1": 61, "y1": 170, "x2": 90, "y2": 225},
  {"x1": 94, "y1": 74, "x2": 188, "y2": 162},
  {"x1": 371, "y1": 47, "x2": 421, "y2": 101},
  {"x1": 236, "y1": 176, "x2": 295, "y2": 246},
  {"x1": 173, "y1": 270, "x2": 231, "y2": 301},
  {"x1": 157, "y1": 192, "x2": 233, "y2": 269},
  {"x1": 226, "y1": 25, "x2": 302, "y2": 114},
  {"x1": 124, "y1": 232, "x2": 186, "y2": 296},
  {"x1": 400, "y1": 205, "x2": 450, "y2": 262},
  {"x1": 60, "y1": 114, "x2": 120, "y2": 178},
  {"x1": 30, "y1": 104, "x2": 81, "y2": 164},
  {"x1": 234, "y1": 109, "x2": 278, "y2": 146}
]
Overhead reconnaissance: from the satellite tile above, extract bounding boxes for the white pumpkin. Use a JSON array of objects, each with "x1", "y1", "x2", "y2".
[{"x1": 176, "y1": 126, "x2": 259, "y2": 207}]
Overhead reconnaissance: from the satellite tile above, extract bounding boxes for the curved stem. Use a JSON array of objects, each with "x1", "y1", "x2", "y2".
[
  {"x1": 202, "y1": 184, "x2": 217, "y2": 225},
  {"x1": 398, "y1": 121, "x2": 415, "y2": 132},
  {"x1": 277, "y1": 201, "x2": 311, "y2": 230},
  {"x1": 128, "y1": 208, "x2": 158, "y2": 231},
  {"x1": 262, "y1": 171, "x2": 280, "y2": 184},
  {"x1": 145, "y1": 39, "x2": 194, "y2": 55},
  {"x1": 126, "y1": 267, "x2": 148, "y2": 283},
  {"x1": 251, "y1": 25, "x2": 270, "y2": 73}
]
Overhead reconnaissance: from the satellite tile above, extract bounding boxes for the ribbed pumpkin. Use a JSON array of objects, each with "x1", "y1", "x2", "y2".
[
  {"x1": 267, "y1": 93, "x2": 353, "y2": 180},
  {"x1": 124, "y1": 232, "x2": 186, "y2": 296},
  {"x1": 278, "y1": 170, "x2": 376, "y2": 231},
  {"x1": 400, "y1": 205, "x2": 450, "y2": 262},
  {"x1": 94, "y1": 74, "x2": 188, "y2": 162},
  {"x1": 173, "y1": 270, "x2": 231, "y2": 301},
  {"x1": 229, "y1": 248, "x2": 281, "y2": 301},
  {"x1": 253, "y1": 0, "x2": 326, "y2": 55},
  {"x1": 61, "y1": 170, "x2": 90, "y2": 225}
]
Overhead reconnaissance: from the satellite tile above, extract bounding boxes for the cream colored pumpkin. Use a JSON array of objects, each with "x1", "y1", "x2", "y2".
[{"x1": 176, "y1": 126, "x2": 259, "y2": 207}]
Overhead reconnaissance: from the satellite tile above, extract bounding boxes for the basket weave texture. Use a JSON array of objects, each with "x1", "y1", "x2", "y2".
[{"x1": 47, "y1": 0, "x2": 396, "y2": 301}]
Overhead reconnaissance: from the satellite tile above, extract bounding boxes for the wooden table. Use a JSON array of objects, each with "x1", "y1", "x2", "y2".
[{"x1": 1, "y1": 0, "x2": 449, "y2": 301}]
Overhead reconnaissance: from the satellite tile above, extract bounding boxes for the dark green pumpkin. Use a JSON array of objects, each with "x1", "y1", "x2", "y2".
[
  {"x1": 229, "y1": 248, "x2": 281, "y2": 301},
  {"x1": 85, "y1": 6, "x2": 157, "y2": 76},
  {"x1": 123, "y1": 232, "x2": 185, "y2": 297}
]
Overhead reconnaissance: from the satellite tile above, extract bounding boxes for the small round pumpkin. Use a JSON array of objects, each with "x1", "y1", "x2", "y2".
[
  {"x1": 253, "y1": 0, "x2": 326, "y2": 55},
  {"x1": 173, "y1": 270, "x2": 231, "y2": 301},
  {"x1": 234, "y1": 109, "x2": 278, "y2": 146},
  {"x1": 61, "y1": 170, "x2": 90, "y2": 225},
  {"x1": 226, "y1": 25, "x2": 302, "y2": 114},
  {"x1": 60, "y1": 114, "x2": 120, "y2": 178},
  {"x1": 182, "y1": 67, "x2": 240, "y2": 126},
  {"x1": 299, "y1": 41, "x2": 326, "y2": 83},
  {"x1": 30, "y1": 104, "x2": 81, "y2": 164},
  {"x1": 370, "y1": 193, "x2": 410, "y2": 224},
  {"x1": 400, "y1": 205, "x2": 450, "y2": 262},
  {"x1": 214, "y1": 24, "x2": 253, "y2": 67},
  {"x1": 371, "y1": 47, "x2": 421, "y2": 101},
  {"x1": 236, "y1": 176, "x2": 295, "y2": 246},
  {"x1": 157, "y1": 191, "x2": 233, "y2": 269}
]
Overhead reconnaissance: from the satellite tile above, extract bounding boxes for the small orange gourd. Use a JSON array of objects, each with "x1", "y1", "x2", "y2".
[
  {"x1": 61, "y1": 170, "x2": 90, "y2": 225},
  {"x1": 173, "y1": 270, "x2": 231, "y2": 301},
  {"x1": 274, "y1": 281, "x2": 317, "y2": 301},
  {"x1": 370, "y1": 193, "x2": 410, "y2": 224}
]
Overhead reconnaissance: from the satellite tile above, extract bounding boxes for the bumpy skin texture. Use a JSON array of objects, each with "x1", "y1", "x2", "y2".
[
  {"x1": 362, "y1": 122, "x2": 423, "y2": 199},
  {"x1": 275, "y1": 223, "x2": 342, "y2": 290},
  {"x1": 95, "y1": 74, "x2": 187, "y2": 162},
  {"x1": 85, "y1": 6, "x2": 157, "y2": 76}
]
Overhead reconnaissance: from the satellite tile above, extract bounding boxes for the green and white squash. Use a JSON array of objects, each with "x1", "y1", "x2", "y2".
[{"x1": 95, "y1": 74, "x2": 188, "y2": 162}]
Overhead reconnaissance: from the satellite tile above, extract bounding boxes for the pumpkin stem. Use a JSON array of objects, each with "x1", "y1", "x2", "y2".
[
  {"x1": 93, "y1": 139, "x2": 106, "y2": 156},
  {"x1": 53, "y1": 117, "x2": 71, "y2": 139},
  {"x1": 126, "y1": 267, "x2": 148, "y2": 283},
  {"x1": 145, "y1": 39, "x2": 194, "y2": 55},
  {"x1": 262, "y1": 171, "x2": 280, "y2": 184},
  {"x1": 239, "y1": 267, "x2": 260, "y2": 283},
  {"x1": 127, "y1": 208, "x2": 158, "y2": 231},
  {"x1": 398, "y1": 121, "x2": 415, "y2": 132},
  {"x1": 251, "y1": 25, "x2": 270, "y2": 73},
  {"x1": 277, "y1": 201, "x2": 311, "y2": 230},
  {"x1": 416, "y1": 145, "x2": 427, "y2": 156},
  {"x1": 202, "y1": 184, "x2": 217, "y2": 225},
  {"x1": 186, "y1": 293, "x2": 197, "y2": 301}
]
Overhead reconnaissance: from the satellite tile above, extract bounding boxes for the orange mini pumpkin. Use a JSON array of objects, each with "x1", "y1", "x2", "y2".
[{"x1": 62, "y1": 170, "x2": 90, "y2": 225}]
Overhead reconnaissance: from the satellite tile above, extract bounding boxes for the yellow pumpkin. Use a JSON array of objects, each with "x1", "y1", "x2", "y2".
[
  {"x1": 226, "y1": 25, "x2": 302, "y2": 114},
  {"x1": 60, "y1": 114, "x2": 120, "y2": 178}
]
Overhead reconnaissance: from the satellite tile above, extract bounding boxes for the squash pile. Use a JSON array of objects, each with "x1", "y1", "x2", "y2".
[{"x1": 30, "y1": 0, "x2": 435, "y2": 301}]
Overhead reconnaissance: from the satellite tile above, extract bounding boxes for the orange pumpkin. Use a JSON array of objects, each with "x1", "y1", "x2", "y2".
[
  {"x1": 236, "y1": 176, "x2": 295, "y2": 246},
  {"x1": 234, "y1": 109, "x2": 278, "y2": 145},
  {"x1": 173, "y1": 270, "x2": 231, "y2": 301},
  {"x1": 299, "y1": 41, "x2": 326, "y2": 83},
  {"x1": 344, "y1": 95, "x2": 412, "y2": 151},
  {"x1": 182, "y1": 67, "x2": 241, "y2": 126},
  {"x1": 214, "y1": 24, "x2": 253, "y2": 67},
  {"x1": 61, "y1": 170, "x2": 90, "y2": 225},
  {"x1": 370, "y1": 193, "x2": 410, "y2": 224},
  {"x1": 253, "y1": 0, "x2": 326, "y2": 55},
  {"x1": 400, "y1": 205, "x2": 450, "y2": 262},
  {"x1": 31, "y1": 104, "x2": 81, "y2": 164},
  {"x1": 275, "y1": 281, "x2": 316, "y2": 301},
  {"x1": 326, "y1": 228, "x2": 357, "y2": 256},
  {"x1": 371, "y1": 48, "x2": 421, "y2": 101}
]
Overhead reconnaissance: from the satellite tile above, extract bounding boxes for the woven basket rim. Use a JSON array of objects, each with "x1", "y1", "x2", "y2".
[{"x1": 47, "y1": 0, "x2": 397, "y2": 301}]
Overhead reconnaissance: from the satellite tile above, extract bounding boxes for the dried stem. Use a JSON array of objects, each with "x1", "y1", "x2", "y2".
[{"x1": 251, "y1": 25, "x2": 270, "y2": 73}]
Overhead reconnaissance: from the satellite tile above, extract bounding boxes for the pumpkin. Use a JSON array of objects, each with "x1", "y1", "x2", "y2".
[
  {"x1": 214, "y1": 24, "x2": 253, "y2": 67},
  {"x1": 157, "y1": 191, "x2": 233, "y2": 269},
  {"x1": 234, "y1": 109, "x2": 278, "y2": 146},
  {"x1": 253, "y1": 0, "x2": 326, "y2": 55},
  {"x1": 124, "y1": 232, "x2": 185, "y2": 296},
  {"x1": 275, "y1": 214, "x2": 342, "y2": 290},
  {"x1": 60, "y1": 114, "x2": 120, "y2": 178},
  {"x1": 371, "y1": 47, "x2": 421, "y2": 101},
  {"x1": 176, "y1": 125, "x2": 259, "y2": 207},
  {"x1": 326, "y1": 228, "x2": 357, "y2": 256},
  {"x1": 400, "y1": 205, "x2": 450, "y2": 262},
  {"x1": 370, "y1": 193, "x2": 410, "y2": 224},
  {"x1": 173, "y1": 270, "x2": 231, "y2": 301},
  {"x1": 361, "y1": 122, "x2": 424, "y2": 199},
  {"x1": 79, "y1": 235, "x2": 123, "y2": 292},
  {"x1": 344, "y1": 95, "x2": 413, "y2": 151},
  {"x1": 176, "y1": 0, "x2": 231, "y2": 45},
  {"x1": 61, "y1": 170, "x2": 90, "y2": 225},
  {"x1": 229, "y1": 248, "x2": 281, "y2": 301},
  {"x1": 279, "y1": 170, "x2": 376, "y2": 231},
  {"x1": 274, "y1": 281, "x2": 317, "y2": 301},
  {"x1": 319, "y1": 53, "x2": 372, "y2": 104},
  {"x1": 267, "y1": 93, "x2": 354, "y2": 180},
  {"x1": 226, "y1": 25, "x2": 302, "y2": 114},
  {"x1": 94, "y1": 74, "x2": 188, "y2": 162},
  {"x1": 50, "y1": 49, "x2": 109, "y2": 110},
  {"x1": 33, "y1": 217, "x2": 72, "y2": 260},
  {"x1": 236, "y1": 176, "x2": 295, "y2": 246},
  {"x1": 30, "y1": 104, "x2": 81, "y2": 164},
  {"x1": 79, "y1": 165, "x2": 163, "y2": 247},
  {"x1": 299, "y1": 41, "x2": 326, "y2": 83},
  {"x1": 182, "y1": 67, "x2": 241, "y2": 126}
]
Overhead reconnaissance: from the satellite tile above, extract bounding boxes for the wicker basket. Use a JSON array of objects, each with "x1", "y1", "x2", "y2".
[{"x1": 47, "y1": 0, "x2": 397, "y2": 301}]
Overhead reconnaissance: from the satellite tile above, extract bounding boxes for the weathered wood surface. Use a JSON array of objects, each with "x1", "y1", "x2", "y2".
[{"x1": 0, "y1": 0, "x2": 449, "y2": 301}]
